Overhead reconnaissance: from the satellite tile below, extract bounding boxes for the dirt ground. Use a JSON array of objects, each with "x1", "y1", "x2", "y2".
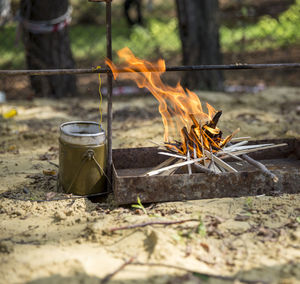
[{"x1": 0, "y1": 86, "x2": 300, "y2": 284}]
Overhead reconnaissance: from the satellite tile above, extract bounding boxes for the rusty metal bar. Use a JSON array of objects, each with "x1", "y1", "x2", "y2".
[
  {"x1": 0, "y1": 63, "x2": 300, "y2": 77},
  {"x1": 88, "y1": 0, "x2": 109, "y2": 2},
  {"x1": 105, "y1": 0, "x2": 113, "y2": 190}
]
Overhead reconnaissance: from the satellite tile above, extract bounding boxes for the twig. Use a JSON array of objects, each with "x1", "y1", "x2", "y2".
[
  {"x1": 146, "y1": 157, "x2": 204, "y2": 176},
  {"x1": 109, "y1": 218, "x2": 199, "y2": 232},
  {"x1": 47, "y1": 160, "x2": 59, "y2": 168},
  {"x1": 101, "y1": 257, "x2": 135, "y2": 284},
  {"x1": 131, "y1": 262, "x2": 269, "y2": 284},
  {"x1": 241, "y1": 154, "x2": 279, "y2": 183}
]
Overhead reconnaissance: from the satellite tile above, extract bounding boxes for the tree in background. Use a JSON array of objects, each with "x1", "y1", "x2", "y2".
[
  {"x1": 20, "y1": 0, "x2": 76, "y2": 97},
  {"x1": 0, "y1": 0, "x2": 11, "y2": 26},
  {"x1": 176, "y1": 0, "x2": 224, "y2": 91}
]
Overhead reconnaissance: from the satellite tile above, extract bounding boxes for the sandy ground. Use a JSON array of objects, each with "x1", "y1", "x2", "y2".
[{"x1": 0, "y1": 87, "x2": 300, "y2": 284}]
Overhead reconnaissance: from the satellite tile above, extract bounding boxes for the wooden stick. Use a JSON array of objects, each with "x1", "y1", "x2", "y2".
[
  {"x1": 187, "y1": 147, "x2": 192, "y2": 175},
  {"x1": 193, "y1": 143, "x2": 197, "y2": 159},
  {"x1": 109, "y1": 219, "x2": 199, "y2": 232},
  {"x1": 218, "y1": 150, "x2": 244, "y2": 162},
  {"x1": 146, "y1": 157, "x2": 204, "y2": 176},
  {"x1": 225, "y1": 143, "x2": 274, "y2": 152},
  {"x1": 207, "y1": 110, "x2": 222, "y2": 128},
  {"x1": 228, "y1": 143, "x2": 287, "y2": 157},
  {"x1": 101, "y1": 257, "x2": 135, "y2": 284},
  {"x1": 224, "y1": 140, "x2": 249, "y2": 149},
  {"x1": 220, "y1": 128, "x2": 240, "y2": 147},
  {"x1": 159, "y1": 160, "x2": 183, "y2": 176},
  {"x1": 241, "y1": 154, "x2": 279, "y2": 183},
  {"x1": 199, "y1": 131, "x2": 207, "y2": 166},
  {"x1": 193, "y1": 163, "x2": 215, "y2": 174},
  {"x1": 231, "y1": 136, "x2": 251, "y2": 142},
  {"x1": 158, "y1": 152, "x2": 187, "y2": 160},
  {"x1": 145, "y1": 157, "x2": 176, "y2": 175},
  {"x1": 204, "y1": 150, "x2": 238, "y2": 173},
  {"x1": 207, "y1": 147, "x2": 219, "y2": 173}
]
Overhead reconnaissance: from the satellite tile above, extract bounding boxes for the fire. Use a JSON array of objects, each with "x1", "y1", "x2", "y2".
[{"x1": 106, "y1": 47, "x2": 236, "y2": 158}]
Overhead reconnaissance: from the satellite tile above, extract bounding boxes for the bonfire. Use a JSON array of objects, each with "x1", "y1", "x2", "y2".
[{"x1": 106, "y1": 48, "x2": 285, "y2": 180}]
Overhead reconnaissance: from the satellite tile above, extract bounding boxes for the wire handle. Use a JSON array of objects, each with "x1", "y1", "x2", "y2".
[
  {"x1": 65, "y1": 148, "x2": 110, "y2": 194},
  {"x1": 94, "y1": 66, "x2": 103, "y2": 126}
]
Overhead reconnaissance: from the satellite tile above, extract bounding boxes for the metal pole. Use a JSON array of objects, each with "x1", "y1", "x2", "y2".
[
  {"x1": 106, "y1": 0, "x2": 113, "y2": 191},
  {"x1": 0, "y1": 63, "x2": 300, "y2": 77}
]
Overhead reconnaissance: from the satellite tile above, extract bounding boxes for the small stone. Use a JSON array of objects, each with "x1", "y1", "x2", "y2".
[
  {"x1": 76, "y1": 238, "x2": 83, "y2": 244},
  {"x1": 23, "y1": 187, "x2": 29, "y2": 194},
  {"x1": 14, "y1": 209, "x2": 25, "y2": 216},
  {"x1": 54, "y1": 211, "x2": 67, "y2": 221}
]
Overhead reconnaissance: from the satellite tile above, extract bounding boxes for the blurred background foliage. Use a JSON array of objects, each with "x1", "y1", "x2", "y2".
[{"x1": 0, "y1": 0, "x2": 299, "y2": 69}]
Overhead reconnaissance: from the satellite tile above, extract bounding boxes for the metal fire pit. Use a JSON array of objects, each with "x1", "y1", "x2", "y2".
[{"x1": 112, "y1": 138, "x2": 300, "y2": 205}]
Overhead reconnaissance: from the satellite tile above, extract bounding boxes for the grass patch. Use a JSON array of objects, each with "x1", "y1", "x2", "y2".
[
  {"x1": 221, "y1": 0, "x2": 300, "y2": 52},
  {"x1": 0, "y1": 24, "x2": 25, "y2": 68}
]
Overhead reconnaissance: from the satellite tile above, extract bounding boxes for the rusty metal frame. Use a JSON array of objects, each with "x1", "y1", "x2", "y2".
[{"x1": 112, "y1": 138, "x2": 300, "y2": 205}]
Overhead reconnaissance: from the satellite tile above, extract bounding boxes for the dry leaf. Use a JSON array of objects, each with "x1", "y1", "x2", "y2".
[
  {"x1": 45, "y1": 192, "x2": 57, "y2": 200},
  {"x1": 200, "y1": 242, "x2": 210, "y2": 253},
  {"x1": 43, "y1": 170, "x2": 56, "y2": 176}
]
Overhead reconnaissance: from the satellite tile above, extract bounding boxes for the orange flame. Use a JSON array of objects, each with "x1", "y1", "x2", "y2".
[{"x1": 106, "y1": 47, "x2": 217, "y2": 142}]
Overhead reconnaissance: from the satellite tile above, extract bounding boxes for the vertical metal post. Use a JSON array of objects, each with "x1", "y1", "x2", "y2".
[{"x1": 106, "y1": 0, "x2": 113, "y2": 190}]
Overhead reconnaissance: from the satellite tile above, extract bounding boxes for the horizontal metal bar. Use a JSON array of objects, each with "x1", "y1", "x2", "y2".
[
  {"x1": 88, "y1": 0, "x2": 112, "y2": 2},
  {"x1": 0, "y1": 63, "x2": 299, "y2": 77}
]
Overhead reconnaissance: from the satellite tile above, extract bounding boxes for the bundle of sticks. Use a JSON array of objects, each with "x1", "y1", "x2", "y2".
[{"x1": 146, "y1": 111, "x2": 286, "y2": 182}]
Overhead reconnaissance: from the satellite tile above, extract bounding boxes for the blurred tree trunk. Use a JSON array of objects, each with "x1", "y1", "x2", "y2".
[
  {"x1": 0, "y1": 0, "x2": 11, "y2": 26},
  {"x1": 176, "y1": 0, "x2": 224, "y2": 91},
  {"x1": 20, "y1": 0, "x2": 76, "y2": 97}
]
